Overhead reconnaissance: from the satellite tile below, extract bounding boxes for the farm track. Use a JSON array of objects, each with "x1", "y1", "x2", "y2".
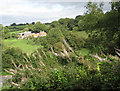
[{"x1": 0, "y1": 75, "x2": 12, "y2": 88}]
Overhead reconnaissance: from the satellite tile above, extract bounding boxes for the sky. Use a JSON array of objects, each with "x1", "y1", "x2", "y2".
[{"x1": 0, "y1": 0, "x2": 112, "y2": 26}]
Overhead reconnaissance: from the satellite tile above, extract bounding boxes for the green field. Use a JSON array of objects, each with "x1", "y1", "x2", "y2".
[
  {"x1": 8, "y1": 25, "x2": 26, "y2": 31},
  {"x1": 70, "y1": 31, "x2": 88, "y2": 39},
  {"x1": 79, "y1": 48, "x2": 90, "y2": 56},
  {"x1": 10, "y1": 30, "x2": 25, "y2": 34},
  {"x1": 75, "y1": 31, "x2": 88, "y2": 39},
  {"x1": 3, "y1": 31, "x2": 89, "y2": 55},
  {"x1": 3, "y1": 39, "x2": 42, "y2": 54},
  {"x1": 8, "y1": 25, "x2": 26, "y2": 29},
  {"x1": 0, "y1": 72, "x2": 12, "y2": 76}
]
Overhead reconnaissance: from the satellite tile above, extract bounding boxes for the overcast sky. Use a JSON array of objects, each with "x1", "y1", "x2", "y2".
[{"x1": 0, "y1": 0, "x2": 112, "y2": 26}]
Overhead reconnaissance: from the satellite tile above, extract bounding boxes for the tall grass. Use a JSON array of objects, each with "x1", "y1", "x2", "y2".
[{"x1": 2, "y1": 38, "x2": 120, "y2": 90}]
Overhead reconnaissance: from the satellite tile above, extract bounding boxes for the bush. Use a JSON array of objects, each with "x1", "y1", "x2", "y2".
[
  {"x1": 2, "y1": 40, "x2": 120, "y2": 90},
  {"x1": 2, "y1": 47, "x2": 23, "y2": 70}
]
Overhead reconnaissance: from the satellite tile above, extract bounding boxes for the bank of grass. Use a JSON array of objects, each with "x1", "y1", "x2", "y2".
[
  {"x1": 8, "y1": 25, "x2": 26, "y2": 30},
  {"x1": 3, "y1": 38, "x2": 42, "y2": 54},
  {"x1": 10, "y1": 30, "x2": 25, "y2": 34},
  {"x1": 0, "y1": 72, "x2": 12, "y2": 76},
  {"x1": 73, "y1": 31, "x2": 88, "y2": 39},
  {"x1": 73, "y1": 31, "x2": 89, "y2": 56},
  {"x1": 8, "y1": 25, "x2": 26, "y2": 32},
  {"x1": 80, "y1": 48, "x2": 90, "y2": 56}
]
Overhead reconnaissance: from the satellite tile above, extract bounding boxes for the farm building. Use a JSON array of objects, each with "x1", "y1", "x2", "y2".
[
  {"x1": 40, "y1": 31, "x2": 47, "y2": 37},
  {"x1": 32, "y1": 33, "x2": 40, "y2": 38},
  {"x1": 18, "y1": 31, "x2": 47, "y2": 39}
]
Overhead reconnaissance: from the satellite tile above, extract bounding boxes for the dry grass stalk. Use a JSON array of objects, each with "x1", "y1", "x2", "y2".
[
  {"x1": 9, "y1": 69, "x2": 17, "y2": 73},
  {"x1": 22, "y1": 59, "x2": 25, "y2": 62},
  {"x1": 30, "y1": 49, "x2": 37, "y2": 59},
  {"x1": 29, "y1": 65, "x2": 36, "y2": 70},
  {"x1": 36, "y1": 49, "x2": 42, "y2": 58},
  {"x1": 90, "y1": 54, "x2": 106, "y2": 61},
  {"x1": 50, "y1": 45, "x2": 66, "y2": 58},
  {"x1": 4, "y1": 69, "x2": 15, "y2": 75},
  {"x1": 11, "y1": 58, "x2": 17, "y2": 68},
  {"x1": 63, "y1": 38, "x2": 74, "y2": 53},
  {"x1": 62, "y1": 45, "x2": 72, "y2": 62},
  {"x1": 21, "y1": 77, "x2": 27, "y2": 83},
  {"x1": 41, "y1": 49, "x2": 48, "y2": 59},
  {"x1": 25, "y1": 64, "x2": 31, "y2": 70},
  {"x1": 11, "y1": 81, "x2": 20, "y2": 87},
  {"x1": 115, "y1": 48, "x2": 120, "y2": 57},
  {"x1": 109, "y1": 54, "x2": 120, "y2": 60},
  {"x1": 23, "y1": 55, "x2": 29, "y2": 63},
  {"x1": 58, "y1": 51, "x2": 65, "y2": 59},
  {"x1": 26, "y1": 53, "x2": 32, "y2": 62},
  {"x1": 50, "y1": 45, "x2": 57, "y2": 56}
]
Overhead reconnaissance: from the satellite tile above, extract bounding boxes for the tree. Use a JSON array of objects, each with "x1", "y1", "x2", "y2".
[
  {"x1": 32, "y1": 22, "x2": 35, "y2": 25},
  {"x1": 84, "y1": 2, "x2": 120, "y2": 54},
  {"x1": 78, "y1": 2, "x2": 104, "y2": 32},
  {"x1": 2, "y1": 27, "x2": 10, "y2": 39},
  {"x1": 46, "y1": 28, "x2": 64, "y2": 46},
  {"x1": 32, "y1": 22, "x2": 48, "y2": 33},
  {"x1": 51, "y1": 21, "x2": 60, "y2": 28},
  {"x1": 10, "y1": 23, "x2": 16, "y2": 26},
  {"x1": 67, "y1": 19, "x2": 75, "y2": 30},
  {"x1": 58, "y1": 18, "x2": 75, "y2": 30},
  {"x1": 111, "y1": 1, "x2": 120, "y2": 13},
  {"x1": 74, "y1": 15, "x2": 84, "y2": 26},
  {"x1": 66, "y1": 32, "x2": 86, "y2": 50}
]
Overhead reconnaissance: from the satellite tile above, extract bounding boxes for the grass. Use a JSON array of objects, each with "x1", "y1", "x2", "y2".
[
  {"x1": 73, "y1": 31, "x2": 89, "y2": 56},
  {"x1": 80, "y1": 48, "x2": 90, "y2": 56},
  {"x1": 73, "y1": 31, "x2": 88, "y2": 39},
  {"x1": 3, "y1": 38, "x2": 43, "y2": 54},
  {"x1": 8, "y1": 25, "x2": 26, "y2": 29},
  {"x1": 10, "y1": 30, "x2": 25, "y2": 34},
  {"x1": 0, "y1": 72, "x2": 12, "y2": 76},
  {"x1": 8, "y1": 25, "x2": 26, "y2": 32}
]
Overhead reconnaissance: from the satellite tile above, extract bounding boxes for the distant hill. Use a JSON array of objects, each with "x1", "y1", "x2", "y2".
[{"x1": 7, "y1": 25, "x2": 26, "y2": 31}]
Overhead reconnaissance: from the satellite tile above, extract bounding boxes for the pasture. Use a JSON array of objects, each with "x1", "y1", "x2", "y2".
[{"x1": 3, "y1": 38, "x2": 42, "y2": 54}]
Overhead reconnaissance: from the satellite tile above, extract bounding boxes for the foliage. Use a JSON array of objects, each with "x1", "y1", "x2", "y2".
[
  {"x1": 2, "y1": 47, "x2": 23, "y2": 70},
  {"x1": 65, "y1": 31, "x2": 86, "y2": 50},
  {"x1": 2, "y1": 27, "x2": 11, "y2": 39},
  {"x1": 2, "y1": 39, "x2": 120, "y2": 90},
  {"x1": 111, "y1": 2, "x2": 120, "y2": 12},
  {"x1": 46, "y1": 28, "x2": 64, "y2": 46},
  {"x1": 2, "y1": 1, "x2": 120, "y2": 90}
]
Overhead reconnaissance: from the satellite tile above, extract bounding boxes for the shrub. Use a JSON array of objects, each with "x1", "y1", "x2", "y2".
[{"x1": 2, "y1": 39, "x2": 120, "y2": 90}]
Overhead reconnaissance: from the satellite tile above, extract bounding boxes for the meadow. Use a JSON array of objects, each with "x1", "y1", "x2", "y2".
[
  {"x1": 3, "y1": 31, "x2": 90, "y2": 55},
  {"x1": 8, "y1": 25, "x2": 26, "y2": 31},
  {"x1": 9, "y1": 30, "x2": 25, "y2": 34},
  {"x1": 3, "y1": 38, "x2": 43, "y2": 54}
]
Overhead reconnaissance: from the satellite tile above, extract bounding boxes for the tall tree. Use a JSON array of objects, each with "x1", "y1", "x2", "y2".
[{"x1": 78, "y1": 2, "x2": 104, "y2": 32}]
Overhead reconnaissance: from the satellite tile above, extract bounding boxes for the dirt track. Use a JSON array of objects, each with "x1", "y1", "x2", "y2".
[{"x1": 0, "y1": 75, "x2": 12, "y2": 87}]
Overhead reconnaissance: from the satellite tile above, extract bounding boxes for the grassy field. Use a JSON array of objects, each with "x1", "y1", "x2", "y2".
[
  {"x1": 74, "y1": 31, "x2": 90, "y2": 55},
  {"x1": 8, "y1": 25, "x2": 26, "y2": 31},
  {"x1": 72, "y1": 31, "x2": 88, "y2": 39},
  {"x1": 3, "y1": 38, "x2": 42, "y2": 54},
  {"x1": 0, "y1": 72, "x2": 12, "y2": 76},
  {"x1": 8, "y1": 25, "x2": 26, "y2": 29},
  {"x1": 4, "y1": 31, "x2": 89, "y2": 55},
  {"x1": 79, "y1": 48, "x2": 90, "y2": 56},
  {"x1": 10, "y1": 30, "x2": 25, "y2": 34}
]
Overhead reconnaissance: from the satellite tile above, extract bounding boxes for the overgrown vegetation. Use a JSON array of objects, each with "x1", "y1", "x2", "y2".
[
  {"x1": 2, "y1": 39, "x2": 120, "y2": 90},
  {"x1": 1, "y1": 1, "x2": 120, "y2": 90}
]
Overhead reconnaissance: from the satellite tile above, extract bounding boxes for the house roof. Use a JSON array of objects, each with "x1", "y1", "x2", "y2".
[
  {"x1": 32, "y1": 33, "x2": 39, "y2": 36},
  {"x1": 40, "y1": 32, "x2": 46, "y2": 35}
]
